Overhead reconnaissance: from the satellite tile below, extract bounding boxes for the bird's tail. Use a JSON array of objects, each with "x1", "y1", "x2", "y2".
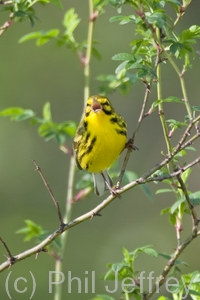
[{"x1": 92, "y1": 170, "x2": 113, "y2": 196}]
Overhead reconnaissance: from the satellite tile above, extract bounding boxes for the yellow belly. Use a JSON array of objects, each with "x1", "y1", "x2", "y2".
[{"x1": 79, "y1": 110, "x2": 126, "y2": 173}]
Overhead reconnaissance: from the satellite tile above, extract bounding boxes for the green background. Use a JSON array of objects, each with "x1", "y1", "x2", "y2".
[{"x1": 0, "y1": 1, "x2": 200, "y2": 299}]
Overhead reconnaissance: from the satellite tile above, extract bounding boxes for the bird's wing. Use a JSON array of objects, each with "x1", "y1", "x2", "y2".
[{"x1": 73, "y1": 120, "x2": 86, "y2": 170}]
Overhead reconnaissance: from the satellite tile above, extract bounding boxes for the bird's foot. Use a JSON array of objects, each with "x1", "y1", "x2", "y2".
[
  {"x1": 125, "y1": 138, "x2": 139, "y2": 151},
  {"x1": 108, "y1": 185, "x2": 121, "y2": 199}
]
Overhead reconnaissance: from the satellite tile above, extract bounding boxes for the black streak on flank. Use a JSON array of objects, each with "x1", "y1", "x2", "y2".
[
  {"x1": 78, "y1": 136, "x2": 97, "y2": 163},
  {"x1": 85, "y1": 131, "x2": 90, "y2": 144},
  {"x1": 115, "y1": 129, "x2": 127, "y2": 136},
  {"x1": 86, "y1": 136, "x2": 97, "y2": 155},
  {"x1": 110, "y1": 117, "x2": 118, "y2": 124},
  {"x1": 84, "y1": 120, "x2": 88, "y2": 129},
  {"x1": 110, "y1": 116, "x2": 126, "y2": 129},
  {"x1": 86, "y1": 162, "x2": 90, "y2": 170}
]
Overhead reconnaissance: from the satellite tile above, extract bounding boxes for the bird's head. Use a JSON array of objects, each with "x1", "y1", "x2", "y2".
[{"x1": 86, "y1": 95, "x2": 114, "y2": 117}]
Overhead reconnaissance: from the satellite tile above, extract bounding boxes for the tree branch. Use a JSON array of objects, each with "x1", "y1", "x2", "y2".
[
  {"x1": 0, "y1": 237, "x2": 15, "y2": 265},
  {"x1": 117, "y1": 80, "x2": 151, "y2": 188},
  {"x1": 32, "y1": 159, "x2": 64, "y2": 227},
  {"x1": 176, "y1": 174, "x2": 199, "y2": 233}
]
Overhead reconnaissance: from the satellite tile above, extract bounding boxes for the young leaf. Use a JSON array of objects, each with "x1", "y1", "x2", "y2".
[
  {"x1": 170, "y1": 198, "x2": 185, "y2": 214},
  {"x1": 63, "y1": 8, "x2": 80, "y2": 34},
  {"x1": 189, "y1": 191, "x2": 200, "y2": 205},
  {"x1": 0, "y1": 107, "x2": 35, "y2": 121},
  {"x1": 19, "y1": 29, "x2": 60, "y2": 45},
  {"x1": 156, "y1": 189, "x2": 174, "y2": 194},
  {"x1": 16, "y1": 219, "x2": 45, "y2": 242},
  {"x1": 43, "y1": 102, "x2": 52, "y2": 121},
  {"x1": 112, "y1": 53, "x2": 135, "y2": 61},
  {"x1": 158, "y1": 253, "x2": 188, "y2": 266}
]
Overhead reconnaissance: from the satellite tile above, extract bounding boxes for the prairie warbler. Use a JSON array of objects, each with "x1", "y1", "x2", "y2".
[{"x1": 73, "y1": 95, "x2": 127, "y2": 196}]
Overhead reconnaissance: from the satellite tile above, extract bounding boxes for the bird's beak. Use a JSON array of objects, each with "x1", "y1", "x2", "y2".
[{"x1": 91, "y1": 99, "x2": 102, "y2": 112}]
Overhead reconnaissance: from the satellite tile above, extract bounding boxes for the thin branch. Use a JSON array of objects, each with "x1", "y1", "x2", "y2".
[
  {"x1": 176, "y1": 115, "x2": 200, "y2": 150},
  {"x1": 0, "y1": 237, "x2": 15, "y2": 265},
  {"x1": 176, "y1": 174, "x2": 199, "y2": 233},
  {"x1": 83, "y1": 0, "x2": 95, "y2": 108},
  {"x1": 133, "y1": 82, "x2": 151, "y2": 137},
  {"x1": 0, "y1": 0, "x2": 13, "y2": 4},
  {"x1": 156, "y1": 28, "x2": 174, "y2": 159},
  {"x1": 32, "y1": 159, "x2": 64, "y2": 227},
  {"x1": 137, "y1": 156, "x2": 200, "y2": 184},
  {"x1": 175, "y1": 216, "x2": 182, "y2": 247},
  {"x1": 54, "y1": 156, "x2": 76, "y2": 300},
  {"x1": 144, "y1": 226, "x2": 199, "y2": 300},
  {"x1": 117, "y1": 81, "x2": 151, "y2": 188},
  {"x1": 163, "y1": 50, "x2": 193, "y2": 120},
  {"x1": 0, "y1": 20, "x2": 12, "y2": 37}
]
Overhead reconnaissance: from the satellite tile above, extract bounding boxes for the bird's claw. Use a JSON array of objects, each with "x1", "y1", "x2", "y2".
[{"x1": 125, "y1": 138, "x2": 139, "y2": 151}]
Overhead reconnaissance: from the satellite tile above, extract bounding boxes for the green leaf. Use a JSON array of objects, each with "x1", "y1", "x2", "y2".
[
  {"x1": 166, "y1": 0, "x2": 181, "y2": 5},
  {"x1": 92, "y1": 47, "x2": 102, "y2": 60},
  {"x1": 181, "y1": 167, "x2": 191, "y2": 184},
  {"x1": 146, "y1": 11, "x2": 167, "y2": 28},
  {"x1": 191, "y1": 106, "x2": 200, "y2": 111},
  {"x1": 115, "y1": 61, "x2": 128, "y2": 74},
  {"x1": 169, "y1": 213, "x2": 176, "y2": 225},
  {"x1": 19, "y1": 29, "x2": 60, "y2": 45},
  {"x1": 156, "y1": 189, "x2": 174, "y2": 194},
  {"x1": 14, "y1": 11, "x2": 39, "y2": 27},
  {"x1": 19, "y1": 32, "x2": 43, "y2": 43},
  {"x1": 153, "y1": 97, "x2": 183, "y2": 108},
  {"x1": 166, "y1": 119, "x2": 187, "y2": 129},
  {"x1": 171, "y1": 25, "x2": 200, "y2": 58},
  {"x1": 110, "y1": 14, "x2": 136, "y2": 25},
  {"x1": 182, "y1": 0, "x2": 192, "y2": 7},
  {"x1": 112, "y1": 53, "x2": 135, "y2": 61},
  {"x1": 16, "y1": 219, "x2": 45, "y2": 242},
  {"x1": 43, "y1": 102, "x2": 52, "y2": 121},
  {"x1": 124, "y1": 170, "x2": 138, "y2": 182},
  {"x1": 189, "y1": 191, "x2": 200, "y2": 205},
  {"x1": 158, "y1": 253, "x2": 188, "y2": 266},
  {"x1": 189, "y1": 289, "x2": 200, "y2": 297},
  {"x1": 38, "y1": 119, "x2": 76, "y2": 144},
  {"x1": 61, "y1": 121, "x2": 77, "y2": 137},
  {"x1": 0, "y1": 107, "x2": 24, "y2": 117},
  {"x1": 140, "y1": 183, "x2": 153, "y2": 200},
  {"x1": 110, "y1": 15, "x2": 126, "y2": 22},
  {"x1": 185, "y1": 146, "x2": 196, "y2": 151},
  {"x1": 75, "y1": 173, "x2": 93, "y2": 189},
  {"x1": 124, "y1": 170, "x2": 153, "y2": 200},
  {"x1": 63, "y1": 8, "x2": 80, "y2": 33},
  {"x1": 48, "y1": 0, "x2": 63, "y2": 9},
  {"x1": 0, "y1": 107, "x2": 35, "y2": 121},
  {"x1": 174, "y1": 149, "x2": 187, "y2": 158},
  {"x1": 170, "y1": 198, "x2": 185, "y2": 214},
  {"x1": 160, "y1": 207, "x2": 171, "y2": 215},
  {"x1": 162, "y1": 96, "x2": 183, "y2": 103},
  {"x1": 37, "y1": 232, "x2": 62, "y2": 250},
  {"x1": 129, "y1": 245, "x2": 158, "y2": 258}
]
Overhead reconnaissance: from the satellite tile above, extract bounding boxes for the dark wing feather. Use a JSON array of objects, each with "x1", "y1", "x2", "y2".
[{"x1": 73, "y1": 119, "x2": 86, "y2": 170}]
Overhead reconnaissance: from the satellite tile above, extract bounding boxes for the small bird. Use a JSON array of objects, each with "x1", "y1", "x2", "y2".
[{"x1": 73, "y1": 95, "x2": 127, "y2": 196}]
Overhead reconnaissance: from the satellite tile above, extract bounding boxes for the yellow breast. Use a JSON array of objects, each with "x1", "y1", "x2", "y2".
[{"x1": 79, "y1": 109, "x2": 127, "y2": 173}]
